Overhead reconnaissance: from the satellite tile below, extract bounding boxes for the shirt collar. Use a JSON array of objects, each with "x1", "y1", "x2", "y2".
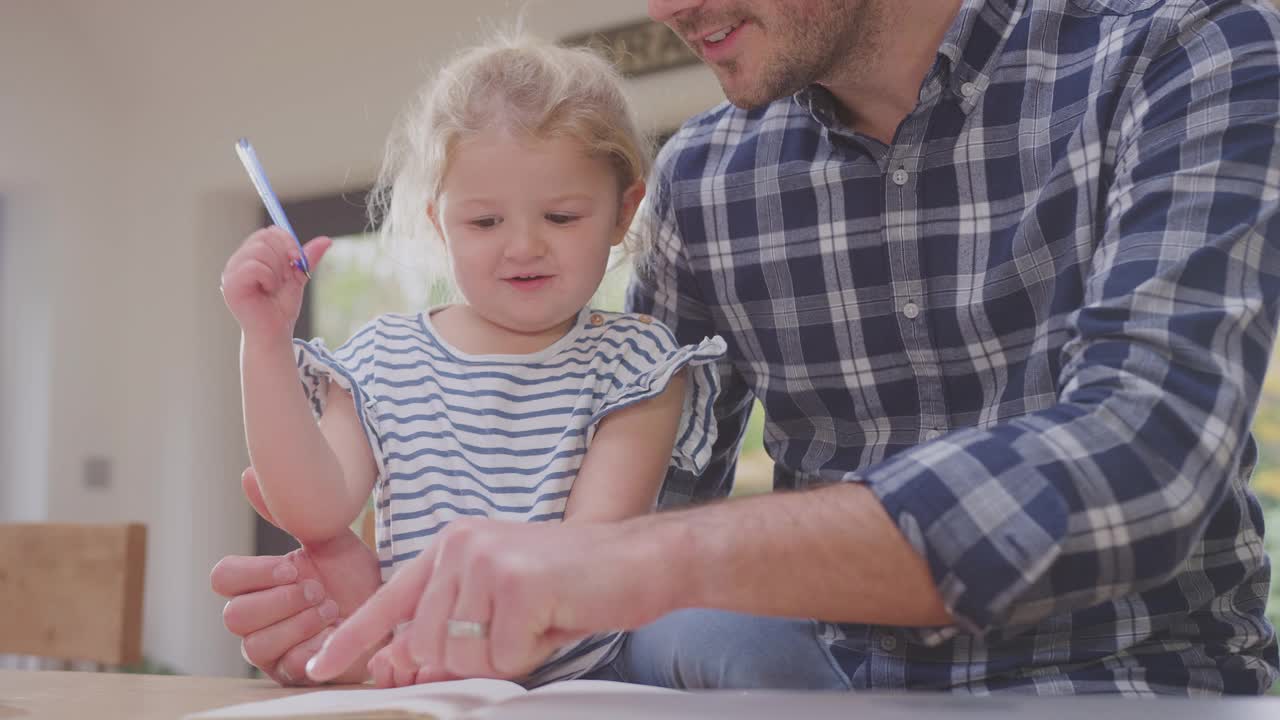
[{"x1": 936, "y1": 0, "x2": 1024, "y2": 112}]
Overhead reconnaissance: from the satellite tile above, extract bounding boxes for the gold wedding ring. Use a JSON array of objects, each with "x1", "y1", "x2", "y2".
[{"x1": 446, "y1": 619, "x2": 489, "y2": 639}]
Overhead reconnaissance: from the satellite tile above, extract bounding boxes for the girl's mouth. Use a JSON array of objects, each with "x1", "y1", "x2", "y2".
[{"x1": 505, "y1": 275, "x2": 552, "y2": 291}]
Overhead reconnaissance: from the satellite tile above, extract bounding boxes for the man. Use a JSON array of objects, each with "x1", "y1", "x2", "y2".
[{"x1": 214, "y1": 0, "x2": 1280, "y2": 694}]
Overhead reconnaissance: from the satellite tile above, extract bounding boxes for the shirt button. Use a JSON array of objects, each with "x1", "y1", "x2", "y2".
[
  {"x1": 924, "y1": 428, "x2": 944, "y2": 441},
  {"x1": 637, "y1": 314, "x2": 653, "y2": 324},
  {"x1": 879, "y1": 634, "x2": 898, "y2": 652},
  {"x1": 960, "y1": 82, "x2": 978, "y2": 98},
  {"x1": 902, "y1": 301, "x2": 920, "y2": 319},
  {"x1": 590, "y1": 313, "x2": 604, "y2": 326},
  {"x1": 891, "y1": 168, "x2": 909, "y2": 185}
]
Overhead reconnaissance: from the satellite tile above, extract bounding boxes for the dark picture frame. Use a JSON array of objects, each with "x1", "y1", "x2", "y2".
[{"x1": 563, "y1": 19, "x2": 698, "y2": 78}]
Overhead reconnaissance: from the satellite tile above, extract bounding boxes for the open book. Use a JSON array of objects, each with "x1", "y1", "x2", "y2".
[
  {"x1": 185, "y1": 680, "x2": 1280, "y2": 720},
  {"x1": 186, "y1": 678, "x2": 677, "y2": 720}
]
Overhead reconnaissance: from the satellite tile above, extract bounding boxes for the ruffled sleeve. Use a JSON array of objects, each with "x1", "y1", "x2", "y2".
[
  {"x1": 592, "y1": 314, "x2": 727, "y2": 475},
  {"x1": 292, "y1": 317, "x2": 386, "y2": 468}
]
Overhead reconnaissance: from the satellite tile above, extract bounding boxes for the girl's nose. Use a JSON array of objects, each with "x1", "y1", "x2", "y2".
[{"x1": 503, "y1": 223, "x2": 548, "y2": 260}]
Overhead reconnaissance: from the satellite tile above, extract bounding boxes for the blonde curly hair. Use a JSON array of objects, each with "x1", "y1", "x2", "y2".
[{"x1": 371, "y1": 32, "x2": 652, "y2": 286}]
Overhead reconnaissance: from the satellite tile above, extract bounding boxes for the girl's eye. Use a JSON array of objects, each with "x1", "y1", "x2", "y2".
[
  {"x1": 546, "y1": 213, "x2": 579, "y2": 225},
  {"x1": 469, "y1": 217, "x2": 501, "y2": 229}
]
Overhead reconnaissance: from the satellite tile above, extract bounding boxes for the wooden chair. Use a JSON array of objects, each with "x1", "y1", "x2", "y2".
[{"x1": 0, "y1": 523, "x2": 146, "y2": 666}]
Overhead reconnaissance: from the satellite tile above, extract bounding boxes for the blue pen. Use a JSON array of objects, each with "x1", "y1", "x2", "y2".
[{"x1": 234, "y1": 137, "x2": 312, "y2": 278}]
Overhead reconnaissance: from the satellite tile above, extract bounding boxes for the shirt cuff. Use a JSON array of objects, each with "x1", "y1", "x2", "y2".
[{"x1": 861, "y1": 429, "x2": 1070, "y2": 642}]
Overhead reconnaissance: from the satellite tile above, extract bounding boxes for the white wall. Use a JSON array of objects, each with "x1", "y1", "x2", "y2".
[
  {"x1": 0, "y1": 0, "x2": 722, "y2": 676},
  {"x1": 0, "y1": 0, "x2": 113, "y2": 524}
]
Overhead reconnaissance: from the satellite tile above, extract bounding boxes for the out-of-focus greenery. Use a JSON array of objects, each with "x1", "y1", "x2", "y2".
[
  {"x1": 1253, "y1": 351, "x2": 1280, "y2": 694},
  {"x1": 311, "y1": 234, "x2": 452, "y2": 347}
]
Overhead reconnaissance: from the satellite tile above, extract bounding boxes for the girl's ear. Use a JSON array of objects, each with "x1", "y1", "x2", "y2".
[
  {"x1": 427, "y1": 202, "x2": 445, "y2": 242},
  {"x1": 611, "y1": 180, "x2": 647, "y2": 247}
]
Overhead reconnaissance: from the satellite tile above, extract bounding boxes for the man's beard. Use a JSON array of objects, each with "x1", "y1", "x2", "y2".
[{"x1": 700, "y1": 1, "x2": 879, "y2": 109}]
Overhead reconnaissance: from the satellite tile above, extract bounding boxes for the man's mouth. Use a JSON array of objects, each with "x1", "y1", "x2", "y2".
[{"x1": 703, "y1": 23, "x2": 741, "y2": 44}]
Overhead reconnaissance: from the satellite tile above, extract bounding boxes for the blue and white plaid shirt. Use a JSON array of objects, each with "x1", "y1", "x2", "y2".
[{"x1": 628, "y1": 0, "x2": 1280, "y2": 695}]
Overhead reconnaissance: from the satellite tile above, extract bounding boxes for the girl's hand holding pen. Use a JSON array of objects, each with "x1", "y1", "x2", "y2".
[{"x1": 220, "y1": 227, "x2": 331, "y2": 341}]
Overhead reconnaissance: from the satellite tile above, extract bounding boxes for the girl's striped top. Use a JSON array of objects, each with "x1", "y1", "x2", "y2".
[{"x1": 293, "y1": 306, "x2": 725, "y2": 684}]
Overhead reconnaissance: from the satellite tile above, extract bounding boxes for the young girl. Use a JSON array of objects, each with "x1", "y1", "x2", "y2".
[{"x1": 219, "y1": 36, "x2": 725, "y2": 687}]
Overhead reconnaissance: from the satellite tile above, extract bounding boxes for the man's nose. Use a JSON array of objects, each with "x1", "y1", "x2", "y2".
[{"x1": 648, "y1": 0, "x2": 704, "y2": 24}]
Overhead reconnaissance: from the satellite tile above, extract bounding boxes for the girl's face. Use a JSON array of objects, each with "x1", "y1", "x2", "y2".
[{"x1": 430, "y1": 127, "x2": 644, "y2": 341}]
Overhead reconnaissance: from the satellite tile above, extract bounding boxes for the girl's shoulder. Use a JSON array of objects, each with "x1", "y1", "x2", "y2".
[
  {"x1": 569, "y1": 308, "x2": 718, "y2": 378},
  {"x1": 569, "y1": 309, "x2": 688, "y2": 364},
  {"x1": 580, "y1": 308, "x2": 679, "y2": 347}
]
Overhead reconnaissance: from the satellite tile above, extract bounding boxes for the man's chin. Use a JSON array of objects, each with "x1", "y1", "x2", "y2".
[
  {"x1": 722, "y1": 86, "x2": 787, "y2": 110},
  {"x1": 717, "y1": 79, "x2": 776, "y2": 109},
  {"x1": 715, "y1": 70, "x2": 797, "y2": 109},
  {"x1": 724, "y1": 94, "x2": 768, "y2": 109}
]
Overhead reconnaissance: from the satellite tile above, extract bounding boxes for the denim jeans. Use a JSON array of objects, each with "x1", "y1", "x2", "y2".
[{"x1": 582, "y1": 609, "x2": 852, "y2": 690}]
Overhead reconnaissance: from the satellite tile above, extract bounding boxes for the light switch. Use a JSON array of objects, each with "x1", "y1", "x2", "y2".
[{"x1": 83, "y1": 456, "x2": 111, "y2": 490}]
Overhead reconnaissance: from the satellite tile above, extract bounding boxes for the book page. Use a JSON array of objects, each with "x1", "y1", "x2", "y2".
[
  {"x1": 468, "y1": 681, "x2": 681, "y2": 720},
  {"x1": 184, "y1": 678, "x2": 527, "y2": 720},
  {"x1": 525, "y1": 679, "x2": 679, "y2": 696}
]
